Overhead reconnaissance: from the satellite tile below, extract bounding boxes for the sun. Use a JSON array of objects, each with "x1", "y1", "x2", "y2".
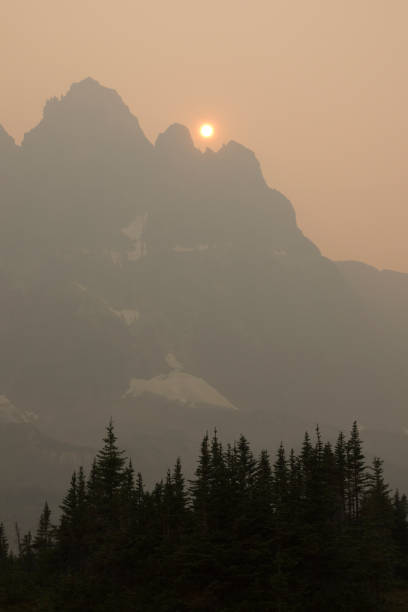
[{"x1": 200, "y1": 123, "x2": 214, "y2": 138}]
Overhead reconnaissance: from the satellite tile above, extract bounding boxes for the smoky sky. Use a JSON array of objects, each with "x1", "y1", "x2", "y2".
[{"x1": 2, "y1": 0, "x2": 407, "y2": 271}]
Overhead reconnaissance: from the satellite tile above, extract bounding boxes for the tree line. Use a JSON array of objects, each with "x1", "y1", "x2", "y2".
[{"x1": 0, "y1": 421, "x2": 407, "y2": 611}]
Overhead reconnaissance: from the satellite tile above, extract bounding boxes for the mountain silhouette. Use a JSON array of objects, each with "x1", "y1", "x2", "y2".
[
  {"x1": 1, "y1": 78, "x2": 408, "y2": 527},
  {"x1": 0, "y1": 125, "x2": 17, "y2": 154},
  {"x1": 22, "y1": 77, "x2": 153, "y2": 157}
]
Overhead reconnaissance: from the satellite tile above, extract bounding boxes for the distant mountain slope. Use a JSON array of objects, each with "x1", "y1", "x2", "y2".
[
  {"x1": 0, "y1": 418, "x2": 93, "y2": 541},
  {"x1": 336, "y1": 260, "x2": 408, "y2": 336}
]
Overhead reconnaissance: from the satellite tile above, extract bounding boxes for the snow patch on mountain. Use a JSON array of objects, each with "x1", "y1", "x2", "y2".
[
  {"x1": 122, "y1": 214, "x2": 148, "y2": 261},
  {"x1": 165, "y1": 353, "x2": 184, "y2": 371},
  {"x1": 124, "y1": 371, "x2": 237, "y2": 411},
  {"x1": 73, "y1": 283, "x2": 139, "y2": 326},
  {"x1": 111, "y1": 309, "x2": 139, "y2": 326},
  {"x1": 0, "y1": 396, "x2": 38, "y2": 424}
]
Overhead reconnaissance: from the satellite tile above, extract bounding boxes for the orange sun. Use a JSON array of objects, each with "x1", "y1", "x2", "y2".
[{"x1": 200, "y1": 123, "x2": 214, "y2": 138}]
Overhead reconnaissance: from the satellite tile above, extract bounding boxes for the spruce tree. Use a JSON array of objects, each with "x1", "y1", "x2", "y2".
[
  {"x1": 208, "y1": 429, "x2": 230, "y2": 532},
  {"x1": 60, "y1": 471, "x2": 78, "y2": 529},
  {"x1": 95, "y1": 419, "x2": 127, "y2": 503},
  {"x1": 393, "y1": 491, "x2": 408, "y2": 579},
  {"x1": 273, "y1": 442, "x2": 288, "y2": 516},
  {"x1": 135, "y1": 472, "x2": 144, "y2": 506},
  {"x1": 346, "y1": 421, "x2": 366, "y2": 519},
  {"x1": 19, "y1": 531, "x2": 34, "y2": 571},
  {"x1": 77, "y1": 466, "x2": 86, "y2": 513},
  {"x1": 236, "y1": 435, "x2": 256, "y2": 493},
  {"x1": 334, "y1": 431, "x2": 347, "y2": 520},
  {"x1": 288, "y1": 448, "x2": 302, "y2": 511},
  {"x1": 0, "y1": 523, "x2": 8, "y2": 562},
  {"x1": 172, "y1": 457, "x2": 188, "y2": 526},
  {"x1": 360, "y1": 457, "x2": 395, "y2": 600},
  {"x1": 58, "y1": 467, "x2": 88, "y2": 565},
  {"x1": 87, "y1": 420, "x2": 127, "y2": 528},
  {"x1": 190, "y1": 432, "x2": 211, "y2": 532},
  {"x1": 121, "y1": 458, "x2": 135, "y2": 516},
  {"x1": 33, "y1": 501, "x2": 54, "y2": 553},
  {"x1": 253, "y1": 450, "x2": 273, "y2": 535}
]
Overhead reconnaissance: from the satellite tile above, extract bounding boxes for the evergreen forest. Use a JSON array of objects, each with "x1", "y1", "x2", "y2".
[{"x1": 0, "y1": 421, "x2": 407, "y2": 611}]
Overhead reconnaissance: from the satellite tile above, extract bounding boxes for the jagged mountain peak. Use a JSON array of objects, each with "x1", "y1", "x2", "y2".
[
  {"x1": 68, "y1": 76, "x2": 105, "y2": 90},
  {"x1": 217, "y1": 140, "x2": 259, "y2": 164},
  {"x1": 217, "y1": 140, "x2": 265, "y2": 185},
  {"x1": 0, "y1": 124, "x2": 17, "y2": 153},
  {"x1": 0, "y1": 395, "x2": 37, "y2": 425},
  {"x1": 61, "y1": 77, "x2": 129, "y2": 111},
  {"x1": 220, "y1": 139, "x2": 256, "y2": 157},
  {"x1": 21, "y1": 77, "x2": 153, "y2": 155},
  {"x1": 155, "y1": 123, "x2": 199, "y2": 157}
]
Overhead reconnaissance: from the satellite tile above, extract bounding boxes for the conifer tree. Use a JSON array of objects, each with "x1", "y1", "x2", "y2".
[
  {"x1": 208, "y1": 429, "x2": 230, "y2": 531},
  {"x1": 366, "y1": 457, "x2": 392, "y2": 509},
  {"x1": 346, "y1": 421, "x2": 366, "y2": 519},
  {"x1": 393, "y1": 491, "x2": 408, "y2": 578},
  {"x1": 163, "y1": 469, "x2": 174, "y2": 537},
  {"x1": 253, "y1": 450, "x2": 273, "y2": 534},
  {"x1": 172, "y1": 457, "x2": 188, "y2": 520},
  {"x1": 34, "y1": 502, "x2": 54, "y2": 553},
  {"x1": 300, "y1": 431, "x2": 313, "y2": 469},
  {"x1": 190, "y1": 432, "x2": 211, "y2": 532},
  {"x1": 307, "y1": 426, "x2": 329, "y2": 516},
  {"x1": 300, "y1": 431, "x2": 314, "y2": 512},
  {"x1": 95, "y1": 419, "x2": 127, "y2": 503},
  {"x1": 314, "y1": 425, "x2": 324, "y2": 463},
  {"x1": 360, "y1": 457, "x2": 395, "y2": 598},
  {"x1": 236, "y1": 435, "x2": 256, "y2": 493},
  {"x1": 19, "y1": 531, "x2": 34, "y2": 570},
  {"x1": 60, "y1": 471, "x2": 78, "y2": 529},
  {"x1": 0, "y1": 523, "x2": 8, "y2": 562},
  {"x1": 273, "y1": 442, "x2": 288, "y2": 516},
  {"x1": 161, "y1": 459, "x2": 188, "y2": 538},
  {"x1": 85, "y1": 420, "x2": 128, "y2": 531},
  {"x1": 321, "y1": 441, "x2": 340, "y2": 521},
  {"x1": 288, "y1": 448, "x2": 302, "y2": 511},
  {"x1": 86, "y1": 459, "x2": 99, "y2": 505},
  {"x1": 58, "y1": 466, "x2": 88, "y2": 565},
  {"x1": 135, "y1": 472, "x2": 144, "y2": 506},
  {"x1": 334, "y1": 431, "x2": 347, "y2": 519},
  {"x1": 122, "y1": 459, "x2": 135, "y2": 510},
  {"x1": 77, "y1": 466, "x2": 86, "y2": 513}
]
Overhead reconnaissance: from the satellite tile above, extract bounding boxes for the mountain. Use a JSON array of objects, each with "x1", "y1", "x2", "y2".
[
  {"x1": 1, "y1": 78, "x2": 408, "y2": 526},
  {"x1": 0, "y1": 125, "x2": 17, "y2": 156},
  {"x1": 0, "y1": 125, "x2": 18, "y2": 246},
  {"x1": 337, "y1": 261, "x2": 408, "y2": 341},
  {"x1": 0, "y1": 394, "x2": 93, "y2": 540}
]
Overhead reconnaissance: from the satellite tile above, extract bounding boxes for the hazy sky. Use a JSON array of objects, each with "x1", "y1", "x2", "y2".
[{"x1": 2, "y1": 0, "x2": 407, "y2": 271}]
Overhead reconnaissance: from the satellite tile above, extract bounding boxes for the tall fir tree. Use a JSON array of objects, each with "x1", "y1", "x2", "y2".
[
  {"x1": 346, "y1": 421, "x2": 366, "y2": 520},
  {"x1": 190, "y1": 432, "x2": 211, "y2": 532},
  {"x1": 393, "y1": 491, "x2": 408, "y2": 579},
  {"x1": 253, "y1": 449, "x2": 273, "y2": 535},
  {"x1": 334, "y1": 431, "x2": 347, "y2": 520},
  {"x1": 273, "y1": 442, "x2": 288, "y2": 517},
  {"x1": 95, "y1": 419, "x2": 127, "y2": 503},
  {"x1": 0, "y1": 523, "x2": 8, "y2": 562},
  {"x1": 33, "y1": 501, "x2": 54, "y2": 553}
]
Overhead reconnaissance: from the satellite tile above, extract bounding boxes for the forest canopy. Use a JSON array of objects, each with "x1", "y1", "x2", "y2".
[{"x1": 0, "y1": 421, "x2": 407, "y2": 611}]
